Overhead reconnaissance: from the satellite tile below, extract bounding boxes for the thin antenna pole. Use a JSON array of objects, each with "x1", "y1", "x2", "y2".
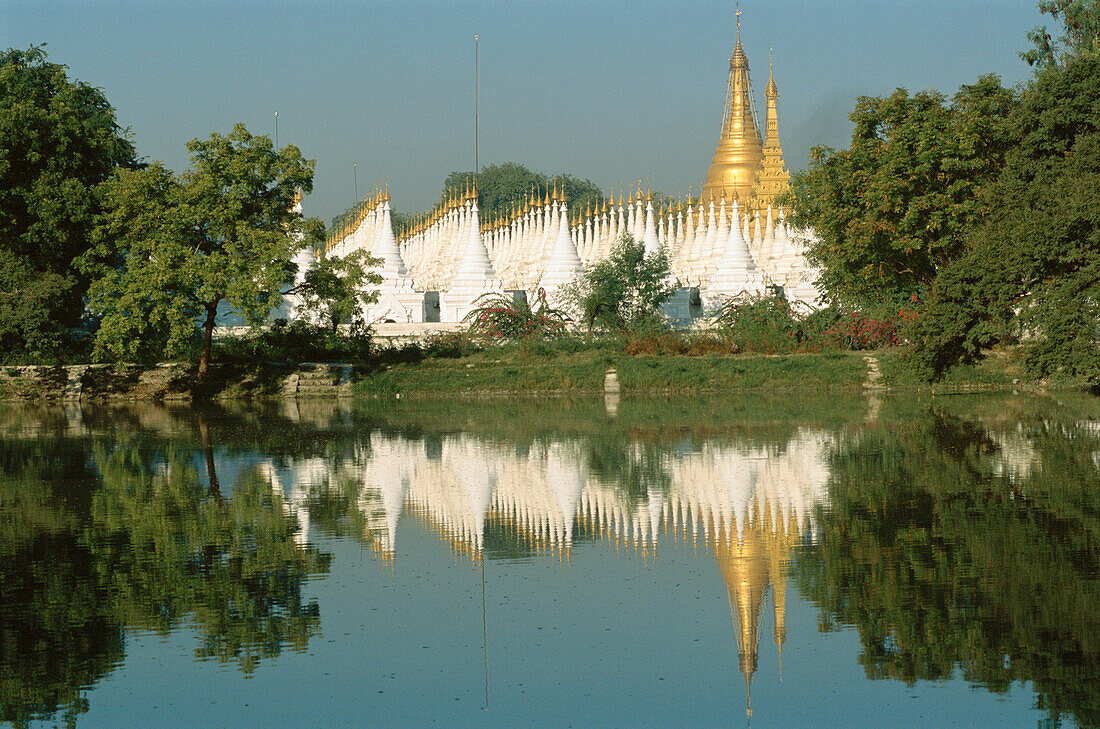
[
  {"x1": 474, "y1": 34, "x2": 479, "y2": 178},
  {"x1": 481, "y1": 558, "x2": 489, "y2": 711},
  {"x1": 274, "y1": 111, "x2": 279, "y2": 150}
]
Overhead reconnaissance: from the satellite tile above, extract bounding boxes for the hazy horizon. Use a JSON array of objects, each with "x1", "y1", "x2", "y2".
[{"x1": 3, "y1": 0, "x2": 1046, "y2": 224}]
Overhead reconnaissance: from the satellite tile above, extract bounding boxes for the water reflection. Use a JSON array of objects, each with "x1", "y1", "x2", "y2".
[
  {"x1": 796, "y1": 397, "x2": 1100, "y2": 729},
  {"x1": 1, "y1": 394, "x2": 1099, "y2": 728},
  {"x1": 0, "y1": 408, "x2": 332, "y2": 727}
]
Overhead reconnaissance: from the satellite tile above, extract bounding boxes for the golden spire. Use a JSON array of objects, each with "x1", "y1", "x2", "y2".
[
  {"x1": 702, "y1": 6, "x2": 763, "y2": 206},
  {"x1": 756, "y1": 46, "x2": 790, "y2": 209}
]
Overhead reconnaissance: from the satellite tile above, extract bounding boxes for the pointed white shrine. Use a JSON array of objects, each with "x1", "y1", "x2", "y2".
[
  {"x1": 364, "y1": 200, "x2": 426, "y2": 323},
  {"x1": 701, "y1": 201, "x2": 763, "y2": 310},
  {"x1": 537, "y1": 201, "x2": 584, "y2": 308},
  {"x1": 440, "y1": 201, "x2": 503, "y2": 322}
]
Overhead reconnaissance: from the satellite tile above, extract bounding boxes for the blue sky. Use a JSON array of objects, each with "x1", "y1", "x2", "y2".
[{"x1": 3, "y1": 0, "x2": 1045, "y2": 224}]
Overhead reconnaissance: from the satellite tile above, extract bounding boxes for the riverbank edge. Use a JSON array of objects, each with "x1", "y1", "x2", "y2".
[{"x1": 0, "y1": 348, "x2": 1068, "y2": 403}]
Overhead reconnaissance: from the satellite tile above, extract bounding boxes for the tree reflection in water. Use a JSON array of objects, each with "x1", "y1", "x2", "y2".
[
  {"x1": 795, "y1": 397, "x2": 1100, "y2": 729},
  {"x1": 0, "y1": 413, "x2": 331, "y2": 726}
]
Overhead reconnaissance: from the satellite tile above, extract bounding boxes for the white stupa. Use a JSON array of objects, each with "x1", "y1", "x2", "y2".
[
  {"x1": 536, "y1": 201, "x2": 584, "y2": 310},
  {"x1": 440, "y1": 200, "x2": 503, "y2": 322},
  {"x1": 363, "y1": 199, "x2": 426, "y2": 323},
  {"x1": 701, "y1": 201, "x2": 763, "y2": 310}
]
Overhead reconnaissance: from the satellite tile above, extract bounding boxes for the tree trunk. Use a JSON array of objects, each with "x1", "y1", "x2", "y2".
[
  {"x1": 198, "y1": 302, "x2": 218, "y2": 379},
  {"x1": 199, "y1": 418, "x2": 222, "y2": 503}
]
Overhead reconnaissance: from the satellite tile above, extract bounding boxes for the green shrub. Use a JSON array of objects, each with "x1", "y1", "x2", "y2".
[
  {"x1": 214, "y1": 320, "x2": 373, "y2": 363},
  {"x1": 560, "y1": 234, "x2": 676, "y2": 332},
  {"x1": 712, "y1": 294, "x2": 809, "y2": 353},
  {"x1": 420, "y1": 330, "x2": 484, "y2": 359}
]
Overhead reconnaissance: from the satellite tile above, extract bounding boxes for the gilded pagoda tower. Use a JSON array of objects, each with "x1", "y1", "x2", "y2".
[
  {"x1": 701, "y1": 11, "x2": 789, "y2": 209},
  {"x1": 702, "y1": 11, "x2": 763, "y2": 206},
  {"x1": 755, "y1": 52, "x2": 790, "y2": 209}
]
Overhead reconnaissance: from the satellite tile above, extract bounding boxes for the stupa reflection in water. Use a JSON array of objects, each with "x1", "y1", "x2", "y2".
[{"x1": 260, "y1": 426, "x2": 831, "y2": 713}]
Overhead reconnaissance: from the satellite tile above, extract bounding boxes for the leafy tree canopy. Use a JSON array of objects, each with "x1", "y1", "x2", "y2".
[
  {"x1": 442, "y1": 163, "x2": 606, "y2": 222},
  {"x1": 907, "y1": 51, "x2": 1100, "y2": 383},
  {"x1": 83, "y1": 124, "x2": 324, "y2": 375},
  {"x1": 783, "y1": 76, "x2": 1017, "y2": 309},
  {"x1": 331, "y1": 163, "x2": 607, "y2": 236},
  {"x1": 1023, "y1": 0, "x2": 1100, "y2": 67},
  {"x1": 0, "y1": 45, "x2": 137, "y2": 358}
]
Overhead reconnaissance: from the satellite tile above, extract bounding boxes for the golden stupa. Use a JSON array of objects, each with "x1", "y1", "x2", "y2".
[
  {"x1": 702, "y1": 10, "x2": 788, "y2": 209},
  {"x1": 712, "y1": 499, "x2": 800, "y2": 719}
]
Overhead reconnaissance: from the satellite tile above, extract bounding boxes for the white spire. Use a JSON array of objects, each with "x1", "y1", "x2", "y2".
[
  {"x1": 375, "y1": 200, "x2": 410, "y2": 280},
  {"x1": 641, "y1": 197, "x2": 662, "y2": 257},
  {"x1": 701, "y1": 201, "x2": 763, "y2": 304},
  {"x1": 538, "y1": 201, "x2": 584, "y2": 294},
  {"x1": 452, "y1": 201, "x2": 497, "y2": 281}
]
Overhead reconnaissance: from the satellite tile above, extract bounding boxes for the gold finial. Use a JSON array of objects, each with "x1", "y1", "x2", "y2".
[{"x1": 735, "y1": 4, "x2": 742, "y2": 43}]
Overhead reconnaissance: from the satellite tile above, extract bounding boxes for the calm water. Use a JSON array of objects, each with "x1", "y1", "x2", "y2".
[{"x1": 2, "y1": 393, "x2": 1099, "y2": 729}]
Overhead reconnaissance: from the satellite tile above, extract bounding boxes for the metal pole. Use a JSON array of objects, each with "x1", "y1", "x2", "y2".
[
  {"x1": 474, "y1": 34, "x2": 479, "y2": 178},
  {"x1": 353, "y1": 163, "x2": 358, "y2": 207},
  {"x1": 274, "y1": 110, "x2": 279, "y2": 150}
]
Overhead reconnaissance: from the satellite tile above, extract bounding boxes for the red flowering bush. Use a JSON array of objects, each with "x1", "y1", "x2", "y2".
[
  {"x1": 464, "y1": 289, "x2": 568, "y2": 342},
  {"x1": 713, "y1": 293, "x2": 912, "y2": 353},
  {"x1": 820, "y1": 309, "x2": 910, "y2": 350}
]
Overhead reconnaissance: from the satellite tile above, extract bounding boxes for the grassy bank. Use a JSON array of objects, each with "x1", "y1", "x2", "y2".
[
  {"x1": 876, "y1": 347, "x2": 1038, "y2": 391},
  {"x1": 351, "y1": 348, "x2": 870, "y2": 397},
  {"x1": 1, "y1": 340, "x2": 1077, "y2": 403}
]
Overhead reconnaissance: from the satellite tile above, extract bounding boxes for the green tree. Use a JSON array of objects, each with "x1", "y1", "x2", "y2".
[
  {"x1": 1023, "y1": 0, "x2": 1100, "y2": 67},
  {"x1": 288, "y1": 250, "x2": 383, "y2": 333},
  {"x1": 442, "y1": 163, "x2": 605, "y2": 221},
  {"x1": 84, "y1": 124, "x2": 323, "y2": 376},
  {"x1": 332, "y1": 163, "x2": 606, "y2": 238},
  {"x1": 560, "y1": 233, "x2": 676, "y2": 331},
  {"x1": 783, "y1": 76, "x2": 1017, "y2": 308},
  {"x1": 0, "y1": 45, "x2": 138, "y2": 359},
  {"x1": 908, "y1": 52, "x2": 1100, "y2": 382}
]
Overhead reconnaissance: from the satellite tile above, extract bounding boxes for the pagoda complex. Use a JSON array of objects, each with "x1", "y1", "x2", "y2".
[
  {"x1": 702, "y1": 10, "x2": 790, "y2": 210},
  {"x1": 311, "y1": 8, "x2": 819, "y2": 325}
]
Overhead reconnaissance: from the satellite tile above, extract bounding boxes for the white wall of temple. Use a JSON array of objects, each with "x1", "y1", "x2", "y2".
[{"x1": 324, "y1": 186, "x2": 823, "y2": 322}]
